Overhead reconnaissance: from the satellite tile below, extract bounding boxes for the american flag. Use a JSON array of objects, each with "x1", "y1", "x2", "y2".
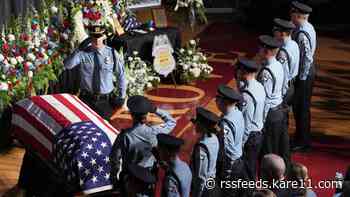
[
  {"x1": 11, "y1": 94, "x2": 119, "y2": 194},
  {"x1": 123, "y1": 15, "x2": 141, "y2": 32}
]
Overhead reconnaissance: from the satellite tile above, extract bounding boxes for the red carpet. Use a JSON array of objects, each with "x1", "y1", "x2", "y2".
[{"x1": 111, "y1": 23, "x2": 350, "y2": 197}]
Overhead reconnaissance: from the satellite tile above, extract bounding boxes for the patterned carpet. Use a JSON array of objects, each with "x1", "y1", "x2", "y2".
[{"x1": 111, "y1": 22, "x2": 350, "y2": 196}]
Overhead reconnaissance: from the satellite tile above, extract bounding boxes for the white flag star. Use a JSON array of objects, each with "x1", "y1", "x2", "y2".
[
  {"x1": 90, "y1": 158, "x2": 97, "y2": 166},
  {"x1": 82, "y1": 152, "x2": 89, "y2": 158},
  {"x1": 87, "y1": 144, "x2": 93, "y2": 150},
  {"x1": 84, "y1": 169, "x2": 90, "y2": 175},
  {"x1": 98, "y1": 166, "x2": 104, "y2": 173},
  {"x1": 77, "y1": 161, "x2": 83, "y2": 169},
  {"x1": 104, "y1": 156, "x2": 110, "y2": 163},
  {"x1": 91, "y1": 176, "x2": 98, "y2": 183},
  {"x1": 96, "y1": 149, "x2": 102, "y2": 156},
  {"x1": 101, "y1": 142, "x2": 107, "y2": 148},
  {"x1": 77, "y1": 130, "x2": 83, "y2": 134},
  {"x1": 95, "y1": 132, "x2": 102, "y2": 136},
  {"x1": 92, "y1": 137, "x2": 97, "y2": 142},
  {"x1": 104, "y1": 173, "x2": 110, "y2": 180}
]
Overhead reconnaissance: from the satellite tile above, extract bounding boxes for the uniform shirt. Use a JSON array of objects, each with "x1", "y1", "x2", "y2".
[
  {"x1": 191, "y1": 133, "x2": 219, "y2": 197},
  {"x1": 240, "y1": 79, "x2": 266, "y2": 144},
  {"x1": 110, "y1": 109, "x2": 176, "y2": 178},
  {"x1": 162, "y1": 156, "x2": 192, "y2": 197},
  {"x1": 258, "y1": 57, "x2": 284, "y2": 119},
  {"x1": 293, "y1": 21, "x2": 317, "y2": 81},
  {"x1": 218, "y1": 106, "x2": 245, "y2": 167},
  {"x1": 64, "y1": 45, "x2": 127, "y2": 97},
  {"x1": 277, "y1": 36, "x2": 300, "y2": 96}
]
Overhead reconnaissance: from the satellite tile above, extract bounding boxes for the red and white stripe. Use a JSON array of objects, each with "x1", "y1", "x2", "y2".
[{"x1": 11, "y1": 94, "x2": 119, "y2": 159}]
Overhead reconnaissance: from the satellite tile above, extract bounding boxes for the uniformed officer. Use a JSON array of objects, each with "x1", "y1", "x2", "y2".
[
  {"x1": 215, "y1": 85, "x2": 247, "y2": 197},
  {"x1": 156, "y1": 133, "x2": 192, "y2": 197},
  {"x1": 273, "y1": 18, "x2": 300, "y2": 105},
  {"x1": 257, "y1": 35, "x2": 290, "y2": 172},
  {"x1": 236, "y1": 58, "x2": 266, "y2": 181},
  {"x1": 124, "y1": 164, "x2": 157, "y2": 197},
  {"x1": 290, "y1": 1, "x2": 317, "y2": 152},
  {"x1": 110, "y1": 95, "x2": 176, "y2": 196},
  {"x1": 64, "y1": 25, "x2": 127, "y2": 120},
  {"x1": 190, "y1": 107, "x2": 220, "y2": 197}
]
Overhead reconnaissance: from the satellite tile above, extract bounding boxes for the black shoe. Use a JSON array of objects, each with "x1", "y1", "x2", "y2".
[{"x1": 291, "y1": 144, "x2": 311, "y2": 152}]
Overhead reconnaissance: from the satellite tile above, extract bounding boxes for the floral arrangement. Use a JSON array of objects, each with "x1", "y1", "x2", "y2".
[
  {"x1": 176, "y1": 39, "x2": 213, "y2": 84},
  {"x1": 81, "y1": 0, "x2": 115, "y2": 33},
  {"x1": 124, "y1": 51, "x2": 160, "y2": 96},
  {"x1": 173, "y1": 0, "x2": 207, "y2": 27}
]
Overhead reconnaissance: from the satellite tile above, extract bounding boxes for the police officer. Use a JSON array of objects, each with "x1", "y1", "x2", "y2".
[
  {"x1": 236, "y1": 58, "x2": 266, "y2": 181},
  {"x1": 290, "y1": 1, "x2": 317, "y2": 152},
  {"x1": 215, "y1": 85, "x2": 246, "y2": 197},
  {"x1": 124, "y1": 164, "x2": 157, "y2": 197},
  {"x1": 190, "y1": 107, "x2": 220, "y2": 197},
  {"x1": 257, "y1": 35, "x2": 290, "y2": 172},
  {"x1": 156, "y1": 133, "x2": 192, "y2": 197},
  {"x1": 273, "y1": 18, "x2": 300, "y2": 105},
  {"x1": 110, "y1": 95, "x2": 176, "y2": 196},
  {"x1": 64, "y1": 25, "x2": 127, "y2": 120}
]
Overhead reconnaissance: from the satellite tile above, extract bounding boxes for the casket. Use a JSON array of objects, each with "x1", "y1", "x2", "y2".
[{"x1": 11, "y1": 94, "x2": 119, "y2": 195}]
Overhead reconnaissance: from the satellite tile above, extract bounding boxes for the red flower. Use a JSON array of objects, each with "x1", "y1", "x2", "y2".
[
  {"x1": 32, "y1": 24, "x2": 38, "y2": 30},
  {"x1": 20, "y1": 33, "x2": 30, "y2": 41},
  {"x1": 37, "y1": 53, "x2": 44, "y2": 59},
  {"x1": 2, "y1": 43, "x2": 9, "y2": 52},
  {"x1": 20, "y1": 47, "x2": 28, "y2": 55},
  {"x1": 23, "y1": 62, "x2": 29, "y2": 73},
  {"x1": 63, "y1": 20, "x2": 70, "y2": 29}
]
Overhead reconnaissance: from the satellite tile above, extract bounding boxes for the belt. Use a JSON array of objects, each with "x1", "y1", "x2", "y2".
[
  {"x1": 270, "y1": 103, "x2": 284, "y2": 111},
  {"x1": 80, "y1": 90, "x2": 112, "y2": 101}
]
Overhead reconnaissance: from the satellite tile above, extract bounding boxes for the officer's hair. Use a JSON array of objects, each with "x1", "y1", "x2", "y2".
[
  {"x1": 261, "y1": 154, "x2": 286, "y2": 180},
  {"x1": 131, "y1": 113, "x2": 148, "y2": 124},
  {"x1": 288, "y1": 162, "x2": 308, "y2": 195},
  {"x1": 252, "y1": 189, "x2": 276, "y2": 197}
]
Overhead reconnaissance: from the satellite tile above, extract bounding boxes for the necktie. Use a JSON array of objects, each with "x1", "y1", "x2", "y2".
[{"x1": 92, "y1": 50, "x2": 101, "y2": 93}]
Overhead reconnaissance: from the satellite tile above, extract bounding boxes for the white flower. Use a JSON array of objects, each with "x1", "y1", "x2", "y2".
[
  {"x1": 202, "y1": 56, "x2": 207, "y2": 61},
  {"x1": 1, "y1": 74, "x2": 5, "y2": 80},
  {"x1": 189, "y1": 39, "x2": 196, "y2": 45},
  {"x1": 193, "y1": 55, "x2": 199, "y2": 62},
  {"x1": 0, "y1": 82, "x2": 8, "y2": 91},
  {"x1": 50, "y1": 6, "x2": 58, "y2": 13},
  {"x1": 7, "y1": 34, "x2": 15, "y2": 42},
  {"x1": 128, "y1": 57, "x2": 134, "y2": 62},
  {"x1": 35, "y1": 60, "x2": 42, "y2": 67},
  {"x1": 16, "y1": 56, "x2": 24, "y2": 63},
  {"x1": 0, "y1": 54, "x2": 4, "y2": 62},
  {"x1": 191, "y1": 67, "x2": 201, "y2": 78},
  {"x1": 188, "y1": 50, "x2": 193, "y2": 55},
  {"x1": 27, "y1": 53, "x2": 36, "y2": 61},
  {"x1": 62, "y1": 33, "x2": 69, "y2": 40},
  {"x1": 146, "y1": 82, "x2": 153, "y2": 88},
  {"x1": 28, "y1": 71, "x2": 34, "y2": 78},
  {"x1": 9, "y1": 58, "x2": 18, "y2": 65},
  {"x1": 179, "y1": 48, "x2": 185, "y2": 53},
  {"x1": 182, "y1": 64, "x2": 189, "y2": 70},
  {"x1": 133, "y1": 51, "x2": 139, "y2": 56},
  {"x1": 42, "y1": 53, "x2": 49, "y2": 61}
]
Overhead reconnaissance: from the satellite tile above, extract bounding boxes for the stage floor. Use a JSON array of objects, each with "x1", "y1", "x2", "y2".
[{"x1": 1, "y1": 22, "x2": 350, "y2": 196}]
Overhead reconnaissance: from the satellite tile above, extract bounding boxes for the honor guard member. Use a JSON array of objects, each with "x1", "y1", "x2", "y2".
[
  {"x1": 124, "y1": 164, "x2": 157, "y2": 197},
  {"x1": 273, "y1": 18, "x2": 300, "y2": 105},
  {"x1": 110, "y1": 96, "x2": 176, "y2": 196},
  {"x1": 290, "y1": 1, "x2": 317, "y2": 152},
  {"x1": 64, "y1": 25, "x2": 127, "y2": 120},
  {"x1": 190, "y1": 107, "x2": 220, "y2": 197},
  {"x1": 215, "y1": 85, "x2": 247, "y2": 197},
  {"x1": 156, "y1": 134, "x2": 192, "y2": 197},
  {"x1": 257, "y1": 35, "x2": 290, "y2": 172},
  {"x1": 236, "y1": 58, "x2": 266, "y2": 181}
]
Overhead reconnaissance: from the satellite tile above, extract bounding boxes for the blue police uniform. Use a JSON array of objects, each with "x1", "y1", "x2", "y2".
[
  {"x1": 257, "y1": 35, "x2": 291, "y2": 172},
  {"x1": 163, "y1": 156, "x2": 192, "y2": 197},
  {"x1": 292, "y1": 20, "x2": 317, "y2": 149},
  {"x1": 110, "y1": 108, "x2": 176, "y2": 177},
  {"x1": 191, "y1": 133, "x2": 219, "y2": 197},
  {"x1": 240, "y1": 78, "x2": 266, "y2": 181},
  {"x1": 277, "y1": 36, "x2": 300, "y2": 98},
  {"x1": 64, "y1": 45, "x2": 127, "y2": 97}
]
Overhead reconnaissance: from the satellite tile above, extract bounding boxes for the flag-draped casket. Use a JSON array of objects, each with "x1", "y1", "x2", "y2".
[{"x1": 11, "y1": 94, "x2": 119, "y2": 194}]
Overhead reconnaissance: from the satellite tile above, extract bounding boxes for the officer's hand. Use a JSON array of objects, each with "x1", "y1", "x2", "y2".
[{"x1": 78, "y1": 37, "x2": 92, "y2": 51}]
